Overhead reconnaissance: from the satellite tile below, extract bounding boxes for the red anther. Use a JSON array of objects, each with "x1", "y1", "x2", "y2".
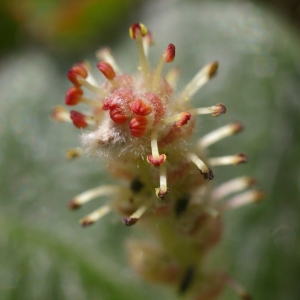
[
  {"x1": 165, "y1": 43, "x2": 175, "y2": 63},
  {"x1": 110, "y1": 106, "x2": 128, "y2": 124},
  {"x1": 65, "y1": 87, "x2": 83, "y2": 106},
  {"x1": 129, "y1": 99, "x2": 152, "y2": 116},
  {"x1": 70, "y1": 111, "x2": 88, "y2": 128},
  {"x1": 129, "y1": 116, "x2": 148, "y2": 137},
  {"x1": 67, "y1": 63, "x2": 88, "y2": 86},
  {"x1": 129, "y1": 23, "x2": 147, "y2": 40},
  {"x1": 97, "y1": 61, "x2": 116, "y2": 80},
  {"x1": 147, "y1": 154, "x2": 166, "y2": 167},
  {"x1": 176, "y1": 112, "x2": 191, "y2": 127}
]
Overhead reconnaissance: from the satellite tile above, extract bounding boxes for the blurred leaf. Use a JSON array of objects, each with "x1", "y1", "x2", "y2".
[{"x1": 3, "y1": 0, "x2": 139, "y2": 51}]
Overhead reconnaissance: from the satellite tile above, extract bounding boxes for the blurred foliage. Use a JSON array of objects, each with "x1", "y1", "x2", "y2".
[
  {"x1": 0, "y1": 0, "x2": 300, "y2": 299},
  {"x1": 1, "y1": 0, "x2": 139, "y2": 54}
]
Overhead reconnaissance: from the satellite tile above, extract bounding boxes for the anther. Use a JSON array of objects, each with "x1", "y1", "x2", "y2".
[
  {"x1": 97, "y1": 61, "x2": 116, "y2": 80},
  {"x1": 153, "y1": 43, "x2": 176, "y2": 91},
  {"x1": 129, "y1": 23, "x2": 149, "y2": 76},
  {"x1": 197, "y1": 122, "x2": 244, "y2": 149},
  {"x1": 65, "y1": 148, "x2": 83, "y2": 160},
  {"x1": 109, "y1": 106, "x2": 128, "y2": 124},
  {"x1": 208, "y1": 153, "x2": 248, "y2": 166},
  {"x1": 68, "y1": 63, "x2": 88, "y2": 86},
  {"x1": 129, "y1": 23, "x2": 148, "y2": 40},
  {"x1": 162, "y1": 112, "x2": 191, "y2": 127},
  {"x1": 70, "y1": 110, "x2": 88, "y2": 128},
  {"x1": 96, "y1": 47, "x2": 121, "y2": 74},
  {"x1": 155, "y1": 163, "x2": 169, "y2": 199},
  {"x1": 122, "y1": 205, "x2": 148, "y2": 226},
  {"x1": 190, "y1": 103, "x2": 227, "y2": 117},
  {"x1": 164, "y1": 43, "x2": 176, "y2": 63},
  {"x1": 187, "y1": 153, "x2": 214, "y2": 181},
  {"x1": 65, "y1": 87, "x2": 99, "y2": 107},
  {"x1": 130, "y1": 116, "x2": 148, "y2": 137},
  {"x1": 147, "y1": 154, "x2": 166, "y2": 167},
  {"x1": 51, "y1": 106, "x2": 70, "y2": 122},
  {"x1": 129, "y1": 99, "x2": 152, "y2": 116}
]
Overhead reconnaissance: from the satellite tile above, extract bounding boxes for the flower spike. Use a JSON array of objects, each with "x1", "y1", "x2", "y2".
[{"x1": 55, "y1": 22, "x2": 264, "y2": 300}]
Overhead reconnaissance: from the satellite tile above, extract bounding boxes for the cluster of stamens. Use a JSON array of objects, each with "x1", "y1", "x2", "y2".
[{"x1": 52, "y1": 23, "x2": 264, "y2": 299}]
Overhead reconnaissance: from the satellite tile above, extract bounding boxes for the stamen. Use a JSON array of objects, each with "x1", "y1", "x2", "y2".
[
  {"x1": 208, "y1": 153, "x2": 247, "y2": 166},
  {"x1": 153, "y1": 43, "x2": 175, "y2": 91},
  {"x1": 147, "y1": 129, "x2": 166, "y2": 166},
  {"x1": 162, "y1": 112, "x2": 191, "y2": 127},
  {"x1": 80, "y1": 204, "x2": 111, "y2": 227},
  {"x1": 97, "y1": 61, "x2": 118, "y2": 88},
  {"x1": 68, "y1": 63, "x2": 88, "y2": 86},
  {"x1": 189, "y1": 103, "x2": 227, "y2": 117},
  {"x1": 51, "y1": 106, "x2": 71, "y2": 123},
  {"x1": 65, "y1": 87, "x2": 100, "y2": 107},
  {"x1": 165, "y1": 68, "x2": 180, "y2": 90},
  {"x1": 197, "y1": 122, "x2": 243, "y2": 149},
  {"x1": 155, "y1": 163, "x2": 169, "y2": 199},
  {"x1": 122, "y1": 205, "x2": 148, "y2": 226},
  {"x1": 222, "y1": 273, "x2": 251, "y2": 300},
  {"x1": 65, "y1": 148, "x2": 83, "y2": 160},
  {"x1": 70, "y1": 110, "x2": 91, "y2": 128},
  {"x1": 212, "y1": 177, "x2": 256, "y2": 200},
  {"x1": 68, "y1": 185, "x2": 118, "y2": 209},
  {"x1": 129, "y1": 23, "x2": 149, "y2": 76},
  {"x1": 224, "y1": 190, "x2": 265, "y2": 210},
  {"x1": 187, "y1": 153, "x2": 214, "y2": 181},
  {"x1": 77, "y1": 77, "x2": 107, "y2": 96},
  {"x1": 180, "y1": 62, "x2": 218, "y2": 101},
  {"x1": 142, "y1": 32, "x2": 154, "y2": 57},
  {"x1": 96, "y1": 47, "x2": 121, "y2": 74}
]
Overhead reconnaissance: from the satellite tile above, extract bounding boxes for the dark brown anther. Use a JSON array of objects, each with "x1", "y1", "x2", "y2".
[
  {"x1": 199, "y1": 168, "x2": 214, "y2": 181},
  {"x1": 237, "y1": 153, "x2": 248, "y2": 164},
  {"x1": 68, "y1": 200, "x2": 81, "y2": 210},
  {"x1": 208, "y1": 61, "x2": 219, "y2": 78},
  {"x1": 81, "y1": 220, "x2": 95, "y2": 227},
  {"x1": 122, "y1": 217, "x2": 138, "y2": 226}
]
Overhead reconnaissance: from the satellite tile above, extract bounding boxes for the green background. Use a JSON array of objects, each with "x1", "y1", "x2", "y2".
[{"x1": 0, "y1": 0, "x2": 299, "y2": 299}]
